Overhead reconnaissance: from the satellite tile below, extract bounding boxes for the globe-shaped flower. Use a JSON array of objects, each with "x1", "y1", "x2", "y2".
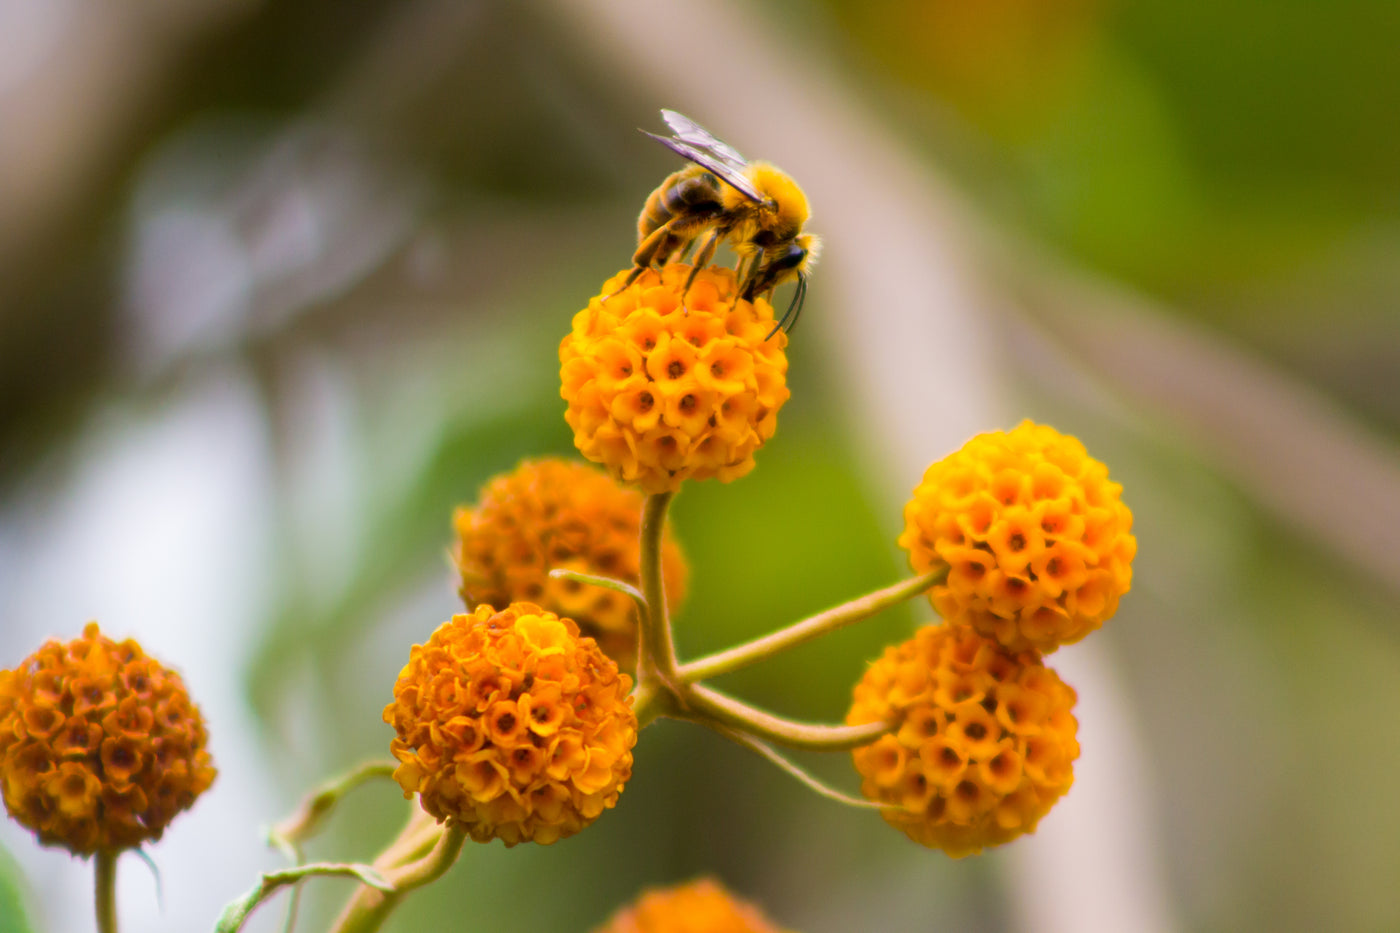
[
  {"x1": 0, "y1": 623, "x2": 217, "y2": 855},
  {"x1": 560, "y1": 264, "x2": 790, "y2": 495},
  {"x1": 847, "y1": 623, "x2": 1078, "y2": 857},
  {"x1": 384, "y1": 603, "x2": 637, "y2": 846},
  {"x1": 593, "y1": 878, "x2": 793, "y2": 933},
  {"x1": 452, "y1": 458, "x2": 688, "y2": 671},
  {"x1": 900, "y1": 421, "x2": 1136, "y2": 653}
]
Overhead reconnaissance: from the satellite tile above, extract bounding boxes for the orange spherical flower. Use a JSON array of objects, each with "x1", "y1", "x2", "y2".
[
  {"x1": 593, "y1": 878, "x2": 794, "y2": 933},
  {"x1": 847, "y1": 623, "x2": 1078, "y2": 857},
  {"x1": 452, "y1": 458, "x2": 688, "y2": 671},
  {"x1": 384, "y1": 603, "x2": 637, "y2": 846},
  {"x1": 900, "y1": 420, "x2": 1136, "y2": 653},
  {"x1": 560, "y1": 264, "x2": 790, "y2": 495},
  {"x1": 0, "y1": 623, "x2": 216, "y2": 855}
]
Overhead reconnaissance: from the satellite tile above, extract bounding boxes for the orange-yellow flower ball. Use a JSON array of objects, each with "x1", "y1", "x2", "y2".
[
  {"x1": 593, "y1": 877, "x2": 794, "y2": 933},
  {"x1": 384, "y1": 603, "x2": 637, "y2": 846},
  {"x1": 0, "y1": 623, "x2": 217, "y2": 855},
  {"x1": 847, "y1": 623, "x2": 1078, "y2": 857},
  {"x1": 900, "y1": 420, "x2": 1136, "y2": 653},
  {"x1": 452, "y1": 458, "x2": 688, "y2": 672},
  {"x1": 560, "y1": 264, "x2": 790, "y2": 495}
]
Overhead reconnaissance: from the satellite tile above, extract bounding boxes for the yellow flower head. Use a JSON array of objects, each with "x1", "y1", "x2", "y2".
[
  {"x1": 452, "y1": 458, "x2": 688, "y2": 672},
  {"x1": 593, "y1": 877, "x2": 794, "y2": 933},
  {"x1": 0, "y1": 623, "x2": 217, "y2": 855},
  {"x1": 384, "y1": 603, "x2": 637, "y2": 846},
  {"x1": 900, "y1": 421, "x2": 1136, "y2": 653},
  {"x1": 847, "y1": 623, "x2": 1078, "y2": 857},
  {"x1": 560, "y1": 264, "x2": 791, "y2": 495}
]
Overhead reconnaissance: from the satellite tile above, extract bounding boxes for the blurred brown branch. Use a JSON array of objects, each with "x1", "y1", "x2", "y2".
[{"x1": 1003, "y1": 256, "x2": 1400, "y2": 598}]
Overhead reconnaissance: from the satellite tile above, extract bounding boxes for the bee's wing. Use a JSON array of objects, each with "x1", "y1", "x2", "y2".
[
  {"x1": 645, "y1": 110, "x2": 765, "y2": 204},
  {"x1": 660, "y1": 110, "x2": 749, "y2": 169}
]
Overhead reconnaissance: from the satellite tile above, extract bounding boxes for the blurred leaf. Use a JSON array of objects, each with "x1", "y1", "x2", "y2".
[
  {"x1": 0, "y1": 846, "x2": 34, "y2": 933},
  {"x1": 671, "y1": 418, "x2": 916, "y2": 722}
]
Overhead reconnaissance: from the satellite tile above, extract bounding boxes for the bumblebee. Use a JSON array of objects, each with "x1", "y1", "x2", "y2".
[{"x1": 616, "y1": 109, "x2": 820, "y2": 336}]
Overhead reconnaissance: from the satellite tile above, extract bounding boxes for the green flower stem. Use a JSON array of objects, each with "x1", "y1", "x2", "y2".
[
  {"x1": 547, "y1": 567, "x2": 646, "y2": 608},
  {"x1": 269, "y1": 759, "x2": 398, "y2": 856},
  {"x1": 699, "y1": 720, "x2": 892, "y2": 810},
  {"x1": 631, "y1": 673, "x2": 690, "y2": 730},
  {"x1": 262, "y1": 759, "x2": 404, "y2": 933},
  {"x1": 637, "y1": 491, "x2": 679, "y2": 686},
  {"x1": 630, "y1": 679, "x2": 663, "y2": 728},
  {"x1": 379, "y1": 806, "x2": 444, "y2": 867},
  {"x1": 213, "y1": 863, "x2": 393, "y2": 933},
  {"x1": 677, "y1": 566, "x2": 948, "y2": 684},
  {"x1": 327, "y1": 826, "x2": 466, "y2": 933},
  {"x1": 386, "y1": 824, "x2": 467, "y2": 888},
  {"x1": 684, "y1": 683, "x2": 891, "y2": 751},
  {"x1": 95, "y1": 850, "x2": 118, "y2": 933}
]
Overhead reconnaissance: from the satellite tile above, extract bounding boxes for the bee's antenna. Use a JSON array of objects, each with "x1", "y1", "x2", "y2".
[{"x1": 765, "y1": 273, "x2": 807, "y2": 341}]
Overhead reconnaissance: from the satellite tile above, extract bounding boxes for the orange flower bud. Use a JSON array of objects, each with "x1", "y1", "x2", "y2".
[
  {"x1": 560, "y1": 265, "x2": 790, "y2": 495},
  {"x1": 384, "y1": 604, "x2": 637, "y2": 846},
  {"x1": 848, "y1": 624, "x2": 1078, "y2": 857},
  {"x1": 901, "y1": 421, "x2": 1136, "y2": 653},
  {"x1": 0, "y1": 623, "x2": 216, "y2": 855},
  {"x1": 453, "y1": 458, "x2": 687, "y2": 671}
]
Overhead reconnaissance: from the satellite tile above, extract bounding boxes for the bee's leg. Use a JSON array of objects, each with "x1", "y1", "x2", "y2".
[
  {"x1": 605, "y1": 221, "x2": 686, "y2": 302},
  {"x1": 741, "y1": 270, "x2": 761, "y2": 302},
  {"x1": 677, "y1": 229, "x2": 725, "y2": 313},
  {"x1": 657, "y1": 230, "x2": 696, "y2": 268},
  {"x1": 734, "y1": 250, "x2": 760, "y2": 293}
]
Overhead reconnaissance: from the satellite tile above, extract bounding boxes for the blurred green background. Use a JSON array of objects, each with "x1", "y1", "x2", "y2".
[{"x1": 1, "y1": 1, "x2": 1397, "y2": 931}]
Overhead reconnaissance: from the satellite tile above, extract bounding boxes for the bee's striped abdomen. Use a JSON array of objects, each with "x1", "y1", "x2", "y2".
[{"x1": 637, "y1": 168, "x2": 725, "y2": 241}]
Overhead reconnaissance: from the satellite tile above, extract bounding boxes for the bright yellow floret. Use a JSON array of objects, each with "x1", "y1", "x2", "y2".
[
  {"x1": 560, "y1": 264, "x2": 790, "y2": 495},
  {"x1": 452, "y1": 458, "x2": 688, "y2": 672},
  {"x1": 593, "y1": 877, "x2": 795, "y2": 933},
  {"x1": 384, "y1": 603, "x2": 637, "y2": 846},
  {"x1": 847, "y1": 623, "x2": 1078, "y2": 857},
  {"x1": 0, "y1": 623, "x2": 217, "y2": 855},
  {"x1": 900, "y1": 420, "x2": 1136, "y2": 653}
]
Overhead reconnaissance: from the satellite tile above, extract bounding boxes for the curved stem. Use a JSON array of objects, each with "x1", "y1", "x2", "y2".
[
  {"x1": 637, "y1": 491, "x2": 679, "y2": 685},
  {"x1": 684, "y1": 684, "x2": 891, "y2": 751},
  {"x1": 629, "y1": 678, "x2": 679, "y2": 730},
  {"x1": 265, "y1": 759, "x2": 397, "y2": 933},
  {"x1": 376, "y1": 807, "x2": 443, "y2": 869},
  {"x1": 678, "y1": 567, "x2": 946, "y2": 684},
  {"x1": 213, "y1": 863, "x2": 392, "y2": 933},
  {"x1": 386, "y1": 824, "x2": 467, "y2": 889},
  {"x1": 94, "y1": 850, "x2": 119, "y2": 933},
  {"x1": 270, "y1": 759, "x2": 398, "y2": 855},
  {"x1": 700, "y1": 720, "x2": 891, "y2": 810},
  {"x1": 327, "y1": 825, "x2": 466, "y2": 933},
  {"x1": 547, "y1": 568, "x2": 646, "y2": 609}
]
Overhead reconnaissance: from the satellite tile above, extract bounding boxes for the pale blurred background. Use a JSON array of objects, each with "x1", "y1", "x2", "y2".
[{"x1": 2, "y1": 1, "x2": 1398, "y2": 932}]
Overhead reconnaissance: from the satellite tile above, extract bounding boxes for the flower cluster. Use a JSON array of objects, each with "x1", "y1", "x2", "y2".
[
  {"x1": 847, "y1": 623, "x2": 1078, "y2": 857},
  {"x1": 594, "y1": 878, "x2": 793, "y2": 933},
  {"x1": 384, "y1": 603, "x2": 637, "y2": 846},
  {"x1": 899, "y1": 420, "x2": 1136, "y2": 654},
  {"x1": 0, "y1": 623, "x2": 216, "y2": 855},
  {"x1": 452, "y1": 458, "x2": 688, "y2": 671},
  {"x1": 560, "y1": 264, "x2": 790, "y2": 494}
]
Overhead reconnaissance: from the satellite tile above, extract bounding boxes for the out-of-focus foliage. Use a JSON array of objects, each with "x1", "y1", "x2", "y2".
[
  {"x1": 0, "y1": 849, "x2": 34, "y2": 933},
  {"x1": 824, "y1": 0, "x2": 1400, "y2": 429}
]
